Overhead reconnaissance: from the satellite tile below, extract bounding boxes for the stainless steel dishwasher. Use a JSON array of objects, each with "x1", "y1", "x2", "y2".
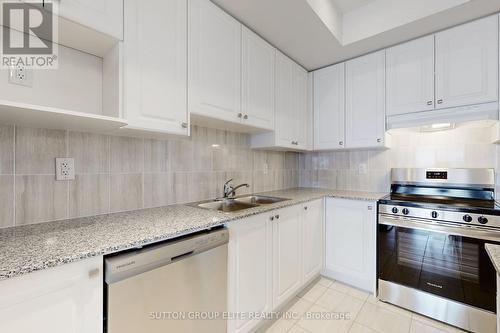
[{"x1": 105, "y1": 228, "x2": 228, "y2": 333}]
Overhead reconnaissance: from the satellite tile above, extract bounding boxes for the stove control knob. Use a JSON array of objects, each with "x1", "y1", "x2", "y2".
[
  {"x1": 463, "y1": 215, "x2": 473, "y2": 223},
  {"x1": 391, "y1": 207, "x2": 398, "y2": 214},
  {"x1": 431, "y1": 211, "x2": 438, "y2": 219},
  {"x1": 402, "y1": 208, "x2": 410, "y2": 215},
  {"x1": 478, "y1": 216, "x2": 488, "y2": 225}
]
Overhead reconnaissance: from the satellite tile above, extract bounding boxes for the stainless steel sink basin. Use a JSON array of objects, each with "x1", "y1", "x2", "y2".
[
  {"x1": 189, "y1": 195, "x2": 290, "y2": 213},
  {"x1": 195, "y1": 200, "x2": 258, "y2": 212},
  {"x1": 234, "y1": 195, "x2": 290, "y2": 205}
]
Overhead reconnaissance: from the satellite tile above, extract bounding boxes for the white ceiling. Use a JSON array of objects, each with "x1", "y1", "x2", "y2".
[
  {"x1": 211, "y1": 0, "x2": 500, "y2": 71},
  {"x1": 331, "y1": 0, "x2": 375, "y2": 13}
]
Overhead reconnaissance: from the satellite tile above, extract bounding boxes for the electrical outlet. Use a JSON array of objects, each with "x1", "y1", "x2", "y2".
[
  {"x1": 56, "y1": 158, "x2": 75, "y2": 181},
  {"x1": 9, "y1": 65, "x2": 33, "y2": 87}
]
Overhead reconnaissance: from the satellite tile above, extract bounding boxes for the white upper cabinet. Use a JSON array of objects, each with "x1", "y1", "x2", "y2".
[
  {"x1": 0, "y1": 257, "x2": 103, "y2": 333},
  {"x1": 123, "y1": 0, "x2": 189, "y2": 136},
  {"x1": 241, "y1": 27, "x2": 275, "y2": 131},
  {"x1": 345, "y1": 50, "x2": 386, "y2": 149},
  {"x1": 251, "y1": 51, "x2": 309, "y2": 150},
  {"x1": 59, "y1": 0, "x2": 124, "y2": 40},
  {"x1": 435, "y1": 15, "x2": 498, "y2": 109},
  {"x1": 294, "y1": 66, "x2": 309, "y2": 150},
  {"x1": 189, "y1": 0, "x2": 242, "y2": 124},
  {"x1": 386, "y1": 35, "x2": 435, "y2": 116},
  {"x1": 313, "y1": 63, "x2": 345, "y2": 150},
  {"x1": 306, "y1": 72, "x2": 314, "y2": 151},
  {"x1": 274, "y1": 51, "x2": 298, "y2": 148}
]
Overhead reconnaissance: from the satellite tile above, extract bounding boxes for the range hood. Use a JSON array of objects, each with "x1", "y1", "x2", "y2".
[{"x1": 386, "y1": 102, "x2": 499, "y2": 130}]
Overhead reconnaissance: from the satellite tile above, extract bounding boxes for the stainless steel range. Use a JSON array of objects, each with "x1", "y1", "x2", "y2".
[{"x1": 377, "y1": 168, "x2": 500, "y2": 333}]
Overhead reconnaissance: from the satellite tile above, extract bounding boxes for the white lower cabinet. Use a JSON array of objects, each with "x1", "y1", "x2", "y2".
[
  {"x1": 227, "y1": 214, "x2": 273, "y2": 333},
  {"x1": 324, "y1": 198, "x2": 376, "y2": 293},
  {"x1": 301, "y1": 199, "x2": 324, "y2": 283},
  {"x1": 227, "y1": 200, "x2": 324, "y2": 332},
  {"x1": 0, "y1": 256, "x2": 103, "y2": 333},
  {"x1": 272, "y1": 205, "x2": 303, "y2": 309}
]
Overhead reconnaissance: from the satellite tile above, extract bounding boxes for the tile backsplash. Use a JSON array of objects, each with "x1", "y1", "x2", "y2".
[
  {"x1": 299, "y1": 125, "x2": 500, "y2": 193},
  {"x1": 0, "y1": 125, "x2": 300, "y2": 228},
  {"x1": 4, "y1": 122, "x2": 499, "y2": 228}
]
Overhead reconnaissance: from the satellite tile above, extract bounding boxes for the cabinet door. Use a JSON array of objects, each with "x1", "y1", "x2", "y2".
[
  {"x1": 228, "y1": 215, "x2": 272, "y2": 333},
  {"x1": 386, "y1": 35, "x2": 435, "y2": 116},
  {"x1": 59, "y1": 0, "x2": 123, "y2": 39},
  {"x1": 324, "y1": 198, "x2": 376, "y2": 293},
  {"x1": 189, "y1": 0, "x2": 242, "y2": 123},
  {"x1": 123, "y1": 0, "x2": 188, "y2": 135},
  {"x1": 435, "y1": 15, "x2": 498, "y2": 109},
  {"x1": 302, "y1": 199, "x2": 324, "y2": 283},
  {"x1": 294, "y1": 66, "x2": 309, "y2": 150},
  {"x1": 345, "y1": 51, "x2": 386, "y2": 149},
  {"x1": 0, "y1": 257, "x2": 102, "y2": 333},
  {"x1": 305, "y1": 72, "x2": 314, "y2": 151},
  {"x1": 241, "y1": 26, "x2": 275, "y2": 131},
  {"x1": 313, "y1": 63, "x2": 345, "y2": 150},
  {"x1": 273, "y1": 205, "x2": 302, "y2": 308},
  {"x1": 275, "y1": 51, "x2": 296, "y2": 148}
]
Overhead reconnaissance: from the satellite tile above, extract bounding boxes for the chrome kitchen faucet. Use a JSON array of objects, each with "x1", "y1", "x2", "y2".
[{"x1": 222, "y1": 179, "x2": 249, "y2": 199}]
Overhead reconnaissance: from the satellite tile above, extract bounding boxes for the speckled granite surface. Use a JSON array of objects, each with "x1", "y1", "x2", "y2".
[
  {"x1": 0, "y1": 188, "x2": 385, "y2": 280},
  {"x1": 486, "y1": 244, "x2": 500, "y2": 273}
]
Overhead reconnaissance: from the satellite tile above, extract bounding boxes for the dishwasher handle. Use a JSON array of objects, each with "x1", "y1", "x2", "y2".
[{"x1": 105, "y1": 228, "x2": 228, "y2": 284}]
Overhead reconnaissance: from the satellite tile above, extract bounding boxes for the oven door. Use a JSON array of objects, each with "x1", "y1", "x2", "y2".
[{"x1": 378, "y1": 215, "x2": 500, "y2": 313}]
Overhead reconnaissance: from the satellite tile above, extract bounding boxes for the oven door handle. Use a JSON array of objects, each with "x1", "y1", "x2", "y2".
[{"x1": 379, "y1": 215, "x2": 500, "y2": 242}]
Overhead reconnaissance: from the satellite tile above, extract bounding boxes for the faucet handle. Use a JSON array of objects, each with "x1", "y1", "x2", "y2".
[{"x1": 223, "y1": 179, "x2": 234, "y2": 198}]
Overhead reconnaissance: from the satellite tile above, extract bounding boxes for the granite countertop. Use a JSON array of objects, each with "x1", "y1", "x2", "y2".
[
  {"x1": 0, "y1": 188, "x2": 385, "y2": 281},
  {"x1": 485, "y1": 243, "x2": 500, "y2": 273}
]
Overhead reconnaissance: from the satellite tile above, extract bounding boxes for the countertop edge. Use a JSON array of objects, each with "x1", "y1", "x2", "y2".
[
  {"x1": 0, "y1": 189, "x2": 385, "y2": 281},
  {"x1": 485, "y1": 243, "x2": 500, "y2": 274}
]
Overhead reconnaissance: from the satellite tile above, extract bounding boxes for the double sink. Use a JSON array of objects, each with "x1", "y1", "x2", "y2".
[{"x1": 190, "y1": 195, "x2": 290, "y2": 213}]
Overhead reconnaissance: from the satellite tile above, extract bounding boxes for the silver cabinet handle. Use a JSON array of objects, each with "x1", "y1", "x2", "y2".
[
  {"x1": 304, "y1": 206, "x2": 308, "y2": 210},
  {"x1": 426, "y1": 101, "x2": 433, "y2": 106},
  {"x1": 437, "y1": 99, "x2": 443, "y2": 104},
  {"x1": 243, "y1": 114, "x2": 248, "y2": 119},
  {"x1": 377, "y1": 138, "x2": 382, "y2": 143},
  {"x1": 238, "y1": 113, "x2": 243, "y2": 118},
  {"x1": 275, "y1": 214, "x2": 280, "y2": 219},
  {"x1": 367, "y1": 206, "x2": 373, "y2": 211},
  {"x1": 270, "y1": 216, "x2": 274, "y2": 221},
  {"x1": 181, "y1": 122, "x2": 188, "y2": 128},
  {"x1": 339, "y1": 141, "x2": 343, "y2": 146}
]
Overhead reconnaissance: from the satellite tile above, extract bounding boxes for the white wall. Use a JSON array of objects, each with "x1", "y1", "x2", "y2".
[{"x1": 300, "y1": 124, "x2": 499, "y2": 194}]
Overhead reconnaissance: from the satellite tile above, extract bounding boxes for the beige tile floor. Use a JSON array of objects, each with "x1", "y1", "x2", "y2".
[{"x1": 264, "y1": 277, "x2": 467, "y2": 333}]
